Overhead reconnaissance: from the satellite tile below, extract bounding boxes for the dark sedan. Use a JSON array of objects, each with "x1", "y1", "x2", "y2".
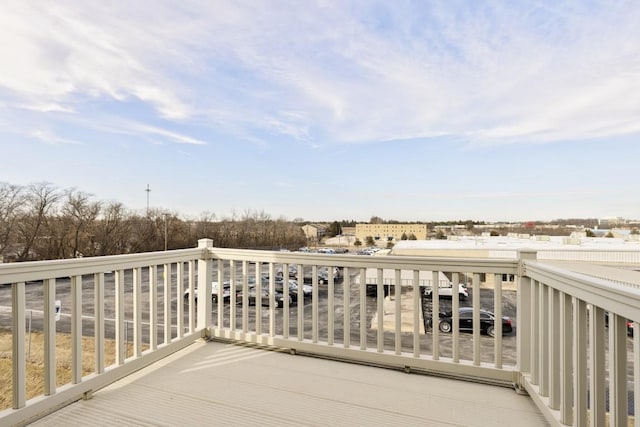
[
  {"x1": 303, "y1": 273, "x2": 329, "y2": 285},
  {"x1": 236, "y1": 287, "x2": 292, "y2": 308},
  {"x1": 273, "y1": 280, "x2": 312, "y2": 303},
  {"x1": 438, "y1": 307, "x2": 512, "y2": 337}
]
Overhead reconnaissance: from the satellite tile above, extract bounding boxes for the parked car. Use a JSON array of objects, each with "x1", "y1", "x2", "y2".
[
  {"x1": 275, "y1": 265, "x2": 298, "y2": 278},
  {"x1": 302, "y1": 267, "x2": 341, "y2": 285},
  {"x1": 320, "y1": 266, "x2": 342, "y2": 280},
  {"x1": 303, "y1": 272, "x2": 329, "y2": 285},
  {"x1": 358, "y1": 247, "x2": 381, "y2": 255},
  {"x1": 273, "y1": 279, "x2": 312, "y2": 301},
  {"x1": 236, "y1": 287, "x2": 292, "y2": 308},
  {"x1": 422, "y1": 283, "x2": 468, "y2": 300},
  {"x1": 184, "y1": 281, "x2": 233, "y2": 303},
  {"x1": 212, "y1": 282, "x2": 234, "y2": 303},
  {"x1": 604, "y1": 312, "x2": 634, "y2": 336},
  {"x1": 438, "y1": 307, "x2": 512, "y2": 337},
  {"x1": 272, "y1": 282, "x2": 300, "y2": 303},
  {"x1": 297, "y1": 281, "x2": 313, "y2": 298},
  {"x1": 317, "y1": 248, "x2": 335, "y2": 254},
  {"x1": 365, "y1": 283, "x2": 392, "y2": 297},
  {"x1": 257, "y1": 275, "x2": 310, "y2": 296}
]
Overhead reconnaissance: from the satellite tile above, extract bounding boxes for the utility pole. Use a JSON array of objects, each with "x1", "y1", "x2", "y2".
[{"x1": 145, "y1": 184, "x2": 151, "y2": 216}]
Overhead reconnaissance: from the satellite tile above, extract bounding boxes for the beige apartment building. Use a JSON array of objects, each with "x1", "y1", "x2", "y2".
[
  {"x1": 355, "y1": 223, "x2": 428, "y2": 244},
  {"x1": 301, "y1": 224, "x2": 327, "y2": 242}
]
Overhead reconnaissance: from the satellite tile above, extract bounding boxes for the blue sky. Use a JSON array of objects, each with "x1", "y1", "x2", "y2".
[{"x1": 1, "y1": 1, "x2": 639, "y2": 222}]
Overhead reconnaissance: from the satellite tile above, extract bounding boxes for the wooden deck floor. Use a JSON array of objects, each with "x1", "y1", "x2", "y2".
[{"x1": 32, "y1": 340, "x2": 548, "y2": 426}]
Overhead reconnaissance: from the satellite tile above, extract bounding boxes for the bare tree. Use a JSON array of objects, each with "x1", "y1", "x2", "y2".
[
  {"x1": 38, "y1": 216, "x2": 68, "y2": 259},
  {"x1": 16, "y1": 183, "x2": 61, "y2": 261},
  {"x1": 61, "y1": 189, "x2": 101, "y2": 257},
  {"x1": 370, "y1": 216, "x2": 384, "y2": 224},
  {"x1": 197, "y1": 211, "x2": 216, "y2": 240},
  {"x1": 128, "y1": 209, "x2": 171, "y2": 253},
  {"x1": 93, "y1": 202, "x2": 132, "y2": 255},
  {"x1": 2, "y1": 180, "x2": 308, "y2": 259},
  {"x1": 0, "y1": 183, "x2": 25, "y2": 258}
]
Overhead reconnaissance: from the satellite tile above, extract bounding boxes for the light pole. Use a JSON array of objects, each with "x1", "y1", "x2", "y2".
[{"x1": 163, "y1": 213, "x2": 168, "y2": 251}]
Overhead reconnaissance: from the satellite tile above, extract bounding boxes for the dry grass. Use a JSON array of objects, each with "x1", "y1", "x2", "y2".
[{"x1": 0, "y1": 329, "x2": 139, "y2": 411}]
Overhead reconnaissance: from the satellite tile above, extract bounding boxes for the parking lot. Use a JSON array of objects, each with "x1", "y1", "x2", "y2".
[
  {"x1": 3, "y1": 265, "x2": 638, "y2": 382},
  {"x1": 0, "y1": 266, "x2": 519, "y2": 366}
]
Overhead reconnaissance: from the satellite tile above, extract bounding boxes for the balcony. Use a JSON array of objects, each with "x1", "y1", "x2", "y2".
[{"x1": 1, "y1": 239, "x2": 639, "y2": 426}]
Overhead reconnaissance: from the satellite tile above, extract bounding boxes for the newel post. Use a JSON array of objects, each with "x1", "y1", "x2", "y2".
[
  {"x1": 197, "y1": 239, "x2": 213, "y2": 336},
  {"x1": 516, "y1": 249, "x2": 537, "y2": 388}
]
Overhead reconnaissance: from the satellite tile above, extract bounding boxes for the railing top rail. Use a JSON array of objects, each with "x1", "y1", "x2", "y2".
[
  {"x1": 540, "y1": 260, "x2": 640, "y2": 287},
  {"x1": 536, "y1": 247, "x2": 640, "y2": 253},
  {"x1": 525, "y1": 260, "x2": 640, "y2": 322},
  {"x1": 0, "y1": 248, "x2": 202, "y2": 283},
  {"x1": 208, "y1": 247, "x2": 519, "y2": 273}
]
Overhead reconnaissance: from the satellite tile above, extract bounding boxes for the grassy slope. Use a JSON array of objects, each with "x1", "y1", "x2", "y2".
[{"x1": 0, "y1": 329, "x2": 122, "y2": 411}]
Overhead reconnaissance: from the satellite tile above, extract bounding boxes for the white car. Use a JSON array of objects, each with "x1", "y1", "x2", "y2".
[
  {"x1": 184, "y1": 281, "x2": 233, "y2": 303},
  {"x1": 422, "y1": 283, "x2": 468, "y2": 300}
]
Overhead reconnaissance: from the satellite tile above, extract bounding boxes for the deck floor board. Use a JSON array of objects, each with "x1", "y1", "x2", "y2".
[{"x1": 33, "y1": 340, "x2": 548, "y2": 426}]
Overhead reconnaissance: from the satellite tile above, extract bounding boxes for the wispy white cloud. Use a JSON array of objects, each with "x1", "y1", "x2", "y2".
[
  {"x1": 131, "y1": 124, "x2": 207, "y2": 145},
  {"x1": 1, "y1": 1, "x2": 639, "y2": 149},
  {"x1": 3, "y1": 1, "x2": 639, "y2": 222},
  {"x1": 60, "y1": 115, "x2": 209, "y2": 146},
  {"x1": 19, "y1": 103, "x2": 75, "y2": 113},
  {"x1": 0, "y1": 2, "x2": 193, "y2": 120},
  {"x1": 30, "y1": 128, "x2": 82, "y2": 145}
]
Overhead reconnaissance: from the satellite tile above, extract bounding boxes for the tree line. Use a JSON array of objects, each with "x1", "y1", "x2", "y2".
[{"x1": 0, "y1": 182, "x2": 306, "y2": 262}]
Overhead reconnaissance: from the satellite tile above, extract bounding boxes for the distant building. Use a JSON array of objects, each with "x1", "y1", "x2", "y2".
[
  {"x1": 391, "y1": 234, "x2": 640, "y2": 265},
  {"x1": 301, "y1": 224, "x2": 327, "y2": 242},
  {"x1": 433, "y1": 224, "x2": 474, "y2": 237},
  {"x1": 355, "y1": 223, "x2": 428, "y2": 245},
  {"x1": 599, "y1": 217, "x2": 624, "y2": 228},
  {"x1": 390, "y1": 235, "x2": 640, "y2": 288},
  {"x1": 341, "y1": 226, "x2": 356, "y2": 236}
]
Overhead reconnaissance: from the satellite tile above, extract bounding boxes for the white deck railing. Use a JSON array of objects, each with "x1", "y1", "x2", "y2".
[
  {"x1": 519, "y1": 253, "x2": 640, "y2": 426},
  {"x1": 204, "y1": 242, "x2": 520, "y2": 384},
  {"x1": 1, "y1": 239, "x2": 639, "y2": 426},
  {"x1": 0, "y1": 244, "x2": 209, "y2": 426}
]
